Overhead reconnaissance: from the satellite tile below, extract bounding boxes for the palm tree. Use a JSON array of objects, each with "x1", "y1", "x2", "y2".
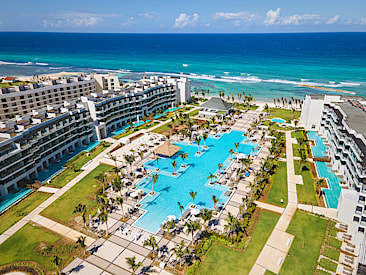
[
  {"x1": 163, "y1": 220, "x2": 176, "y2": 235},
  {"x1": 150, "y1": 173, "x2": 159, "y2": 195},
  {"x1": 234, "y1": 142, "x2": 240, "y2": 154},
  {"x1": 200, "y1": 208, "x2": 213, "y2": 227},
  {"x1": 73, "y1": 203, "x2": 87, "y2": 227},
  {"x1": 217, "y1": 163, "x2": 223, "y2": 175},
  {"x1": 229, "y1": 148, "x2": 234, "y2": 161},
  {"x1": 76, "y1": 236, "x2": 87, "y2": 256},
  {"x1": 98, "y1": 211, "x2": 109, "y2": 235},
  {"x1": 126, "y1": 256, "x2": 143, "y2": 275},
  {"x1": 51, "y1": 255, "x2": 63, "y2": 275},
  {"x1": 116, "y1": 196, "x2": 124, "y2": 215},
  {"x1": 155, "y1": 154, "x2": 159, "y2": 171},
  {"x1": 180, "y1": 152, "x2": 188, "y2": 167},
  {"x1": 172, "y1": 160, "x2": 178, "y2": 175},
  {"x1": 143, "y1": 236, "x2": 159, "y2": 257},
  {"x1": 202, "y1": 133, "x2": 208, "y2": 148},
  {"x1": 170, "y1": 240, "x2": 188, "y2": 267},
  {"x1": 212, "y1": 195, "x2": 219, "y2": 211},
  {"x1": 195, "y1": 136, "x2": 202, "y2": 154},
  {"x1": 315, "y1": 178, "x2": 326, "y2": 195},
  {"x1": 240, "y1": 156, "x2": 252, "y2": 171},
  {"x1": 189, "y1": 191, "x2": 197, "y2": 207},
  {"x1": 138, "y1": 150, "x2": 144, "y2": 161},
  {"x1": 207, "y1": 173, "x2": 217, "y2": 184},
  {"x1": 224, "y1": 212, "x2": 245, "y2": 238},
  {"x1": 124, "y1": 154, "x2": 135, "y2": 173},
  {"x1": 95, "y1": 172, "x2": 107, "y2": 193},
  {"x1": 185, "y1": 220, "x2": 200, "y2": 240},
  {"x1": 178, "y1": 202, "x2": 185, "y2": 219}
]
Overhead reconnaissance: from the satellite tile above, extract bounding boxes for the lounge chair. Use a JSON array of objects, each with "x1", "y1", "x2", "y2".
[
  {"x1": 224, "y1": 191, "x2": 231, "y2": 196},
  {"x1": 181, "y1": 209, "x2": 191, "y2": 220}
]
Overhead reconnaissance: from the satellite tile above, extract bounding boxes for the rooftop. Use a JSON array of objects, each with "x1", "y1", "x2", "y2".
[
  {"x1": 200, "y1": 97, "x2": 233, "y2": 111},
  {"x1": 336, "y1": 98, "x2": 366, "y2": 137}
]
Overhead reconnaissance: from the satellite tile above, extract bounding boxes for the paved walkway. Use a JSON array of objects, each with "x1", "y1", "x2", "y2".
[
  {"x1": 254, "y1": 201, "x2": 285, "y2": 215},
  {"x1": 250, "y1": 131, "x2": 299, "y2": 275}
]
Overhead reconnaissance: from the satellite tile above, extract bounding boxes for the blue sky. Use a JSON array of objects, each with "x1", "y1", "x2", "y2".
[{"x1": 1, "y1": 0, "x2": 366, "y2": 33}]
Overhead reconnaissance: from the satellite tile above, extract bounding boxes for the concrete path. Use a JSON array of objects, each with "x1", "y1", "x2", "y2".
[
  {"x1": 250, "y1": 131, "x2": 300, "y2": 275},
  {"x1": 297, "y1": 204, "x2": 338, "y2": 219},
  {"x1": 254, "y1": 201, "x2": 285, "y2": 215}
]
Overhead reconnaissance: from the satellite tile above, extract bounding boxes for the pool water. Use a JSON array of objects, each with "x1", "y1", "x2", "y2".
[
  {"x1": 0, "y1": 188, "x2": 33, "y2": 214},
  {"x1": 315, "y1": 161, "x2": 342, "y2": 209},
  {"x1": 271, "y1": 117, "x2": 286, "y2": 124},
  {"x1": 308, "y1": 130, "x2": 328, "y2": 158},
  {"x1": 133, "y1": 130, "x2": 260, "y2": 233}
]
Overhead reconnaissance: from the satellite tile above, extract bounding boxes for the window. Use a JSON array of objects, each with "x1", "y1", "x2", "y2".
[
  {"x1": 356, "y1": 206, "x2": 363, "y2": 212},
  {"x1": 358, "y1": 227, "x2": 365, "y2": 233},
  {"x1": 1, "y1": 99, "x2": 7, "y2": 102}
]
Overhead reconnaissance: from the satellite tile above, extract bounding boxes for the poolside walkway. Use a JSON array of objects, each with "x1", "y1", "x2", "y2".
[{"x1": 250, "y1": 131, "x2": 300, "y2": 275}]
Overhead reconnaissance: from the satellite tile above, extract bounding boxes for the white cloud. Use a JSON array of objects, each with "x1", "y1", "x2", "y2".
[
  {"x1": 281, "y1": 15, "x2": 302, "y2": 25},
  {"x1": 213, "y1": 12, "x2": 259, "y2": 26},
  {"x1": 326, "y1": 15, "x2": 340, "y2": 24},
  {"x1": 359, "y1": 18, "x2": 366, "y2": 25},
  {"x1": 173, "y1": 13, "x2": 199, "y2": 29},
  {"x1": 264, "y1": 8, "x2": 281, "y2": 25},
  {"x1": 139, "y1": 11, "x2": 160, "y2": 21},
  {"x1": 43, "y1": 12, "x2": 117, "y2": 28}
]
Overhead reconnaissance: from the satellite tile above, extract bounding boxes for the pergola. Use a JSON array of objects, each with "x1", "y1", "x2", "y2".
[{"x1": 153, "y1": 141, "x2": 182, "y2": 157}]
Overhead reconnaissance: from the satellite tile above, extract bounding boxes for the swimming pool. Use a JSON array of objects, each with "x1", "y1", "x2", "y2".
[
  {"x1": 271, "y1": 117, "x2": 286, "y2": 124},
  {"x1": 315, "y1": 161, "x2": 342, "y2": 209},
  {"x1": 133, "y1": 130, "x2": 260, "y2": 233},
  {"x1": 0, "y1": 188, "x2": 33, "y2": 214},
  {"x1": 308, "y1": 131, "x2": 328, "y2": 158}
]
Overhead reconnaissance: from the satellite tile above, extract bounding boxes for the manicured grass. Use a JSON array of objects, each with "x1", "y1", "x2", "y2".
[
  {"x1": 0, "y1": 192, "x2": 51, "y2": 234},
  {"x1": 234, "y1": 103, "x2": 259, "y2": 111},
  {"x1": 323, "y1": 246, "x2": 340, "y2": 261},
  {"x1": 325, "y1": 237, "x2": 342, "y2": 249},
  {"x1": 197, "y1": 210, "x2": 279, "y2": 275},
  {"x1": 188, "y1": 109, "x2": 199, "y2": 117},
  {"x1": 0, "y1": 81, "x2": 34, "y2": 88},
  {"x1": 152, "y1": 124, "x2": 172, "y2": 134},
  {"x1": 264, "y1": 271, "x2": 276, "y2": 275},
  {"x1": 266, "y1": 162, "x2": 288, "y2": 207},
  {"x1": 42, "y1": 165, "x2": 114, "y2": 224},
  {"x1": 115, "y1": 121, "x2": 160, "y2": 139},
  {"x1": 279, "y1": 211, "x2": 328, "y2": 275},
  {"x1": 328, "y1": 227, "x2": 339, "y2": 238},
  {"x1": 49, "y1": 143, "x2": 110, "y2": 188},
  {"x1": 0, "y1": 224, "x2": 68, "y2": 271},
  {"x1": 316, "y1": 269, "x2": 332, "y2": 275},
  {"x1": 269, "y1": 108, "x2": 301, "y2": 122},
  {"x1": 262, "y1": 120, "x2": 292, "y2": 131},
  {"x1": 319, "y1": 258, "x2": 337, "y2": 272},
  {"x1": 294, "y1": 161, "x2": 318, "y2": 205}
]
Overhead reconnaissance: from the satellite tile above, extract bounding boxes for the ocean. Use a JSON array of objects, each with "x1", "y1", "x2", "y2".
[{"x1": 0, "y1": 32, "x2": 365, "y2": 100}]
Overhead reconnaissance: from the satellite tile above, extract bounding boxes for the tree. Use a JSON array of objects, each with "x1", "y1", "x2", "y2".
[
  {"x1": 171, "y1": 240, "x2": 188, "y2": 267},
  {"x1": 138, "y1": 150, "x2": 144, "y2": 161},
  {"x1": 207, "y1": 173, "x2": 217, "y2": 184},
  {"x1": 76, "y1": 236, "x2": 87, "y2": 256},
  {"x1": 51, "y1": 255, "x2": 63, "y2": 275},
  {"x1": 143, "y1": 236, "x2": 159, "y2": 257},
  {"x1": 234, "y1": 142, "x2": 240, "y2": 154},
  {"x1": 200, "y1": 208, "x2": 213, "y2": 227},
  {"x1": 126, "y1": 256, "x2": 143, "y2": 275},
  {"x1": 73, "y1": 203, "x2": 87, "y2": 227},
  {"x1": 217, "y1": 163, "x2": 223, "y2": 174},
  {"x1": 212, "y1": 195, "x2": 219, "y2": 211},
  {"x1": 178, "y1": 202, "x2": 185, "y2": 220},
  {"x1": 229, "y1": 148, "x2": 234, "y2": 160},
  {"x1": 240, "y1": 156, "x2": 252, "y2": 171},
  {"x1": 315, "y1": 178, "x2": 326, "y2": 195},
  {"x1": 172, "y1": 160, "x2": 178, "y2": 175},
  {"x1": 185, "y1": 220, "x2": 200, "y2": 240},
  {"x1": 180, "y1": 152, "x2": 188, "y2": 167},
  {"x1": 150, "y1": 173, "x2": 159, "y2": 195},
  {"x1": 124, "y1": 154, "x2": 135, "y2": 173},
  {"x1": 116, "y1": 196, "x2": 124, "y2": 215},
  {"x1": 195, "y1": 136, "x2": 202, "y2": 154},
  {"x1": 95, "y1": 172, "x2": 107, "y2": 193},
  {"x1": 155, "y1": 154, "x2": 159, "y2": 171},
  {"x1": 163, "y1": 220, "x2": 176, "y2": 235},
  {"x1": 189, "y1": 191, "x2": 197, "y2": 207},
  {"x1": 224, "y1": 212, "x2": 245, "y2": 238},
  {"x1": 98, "y1": 211, "x2": 109, "y2": 235},
  {"x1": 202, "y1": 133, "x2": 208, "y2": 148}
]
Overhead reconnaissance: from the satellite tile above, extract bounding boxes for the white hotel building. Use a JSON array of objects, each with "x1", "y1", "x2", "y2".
[{"x1": 301, "y1": 94, "x2": 366, "y2": 245}]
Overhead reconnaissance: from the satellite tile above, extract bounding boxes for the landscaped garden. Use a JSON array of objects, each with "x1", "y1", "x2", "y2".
[
  {"x1": 294, "y1": 160, "x2": 318, "y2": 205},
  {"x1": 0, "y1": 192, "x2": 51, "y2": 234},
  {"x1": 292, "y1": 130, "x2": 309, "y2": 158},
  {"x1": 196, "y1": 210, "x2": 279, "y2": 275},
  {"x1": 0, "y1": 223, "x2": 80, "y2": 273},
  {"x1": 42, "y1": 164, "x2": 114, "y2": 224},
  {"x1": 265, "y1": 161, "x2": 288, "y2": 207},
  {"x1": 268, "y1": 108, "x2": 301, "y2": 122},
  {"x1": 48, "y1": 142, "x2": 111, "y2": 188},
  {"x1": 114, "y1": 121, "x2": 160, "y2": 139},
  {"x1": 279, "y1": 211, "x2": 328, "y2": 275}
]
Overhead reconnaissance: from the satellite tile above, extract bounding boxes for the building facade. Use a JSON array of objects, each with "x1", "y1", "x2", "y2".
[
  {"x1": 0, "y1": 102, "x2": 94, "y2": 196},
  {"x1": 92, "y1": 73, "x2": 121, "y2": 93},
  {"x1": 0, "y1": 76, "x2": 95, "y2": 120}
]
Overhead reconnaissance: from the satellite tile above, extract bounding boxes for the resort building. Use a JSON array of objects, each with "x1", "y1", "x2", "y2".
[
  {"x1": 0, "y1": 102, "x2": 94, "y2": 196},
  {"x1": 301, "y1": 94, "x2": 366, "y2": 244},
  {"x1": 81, "y1": 75, "x2": 191, "y2": 140},
  {"x1": 0, "y1": 76, "x2": 95, "y2": 120},
  {"x1": 92, "y1": 73, "x2": 121, "y2": 93},
  {"x1": 198, "y1": 97, "x2": 233, "y2": 118}
]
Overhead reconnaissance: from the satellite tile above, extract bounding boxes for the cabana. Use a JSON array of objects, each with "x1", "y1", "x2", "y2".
[{"x1": 153, "y1": 141, "x2": 182, "y2": 157}]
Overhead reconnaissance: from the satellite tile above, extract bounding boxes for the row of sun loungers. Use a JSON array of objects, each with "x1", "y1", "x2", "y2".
[{"x1": 342, "y1": 265, "x2": 354, "y2": 275}]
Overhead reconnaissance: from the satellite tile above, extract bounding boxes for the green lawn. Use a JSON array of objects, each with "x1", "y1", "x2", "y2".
[
  {"x1": 319, "y1": 258, "x2": 337, "y2": 272},
  {"x1": 152, "y1": 123, "x2": 172, "y2": 134},
  {"x1": 268, "y1": 108, "x2": 301, "y2": 122},
  {"x1": 0, "y1": 192, "x2": 51, "y2": 234},
  {"x1": 234, "y1": 103, "x2": 259, "y2": 111},
  {"x1": 42, "y1": 164, "x2": 113, "y2": 224},
  {"x1": 325, "y1": 237, "x2": 342, "y2": 249},
  {"x1": 48, "y1": 143, "x2": 110, "y2": 188},
  {"x1": 279, "y1": 211, "x2": 328, "y2": 275},
  {"x1": 266, "y1": 162, "x2": 288, "y2": 207},
  {"x1": 316, "y1": 270, "x2": 332, "y2": 275},
  {"x1": 0, "y1": 224, "x2": 68, "y2": 271},
  {"x1": 188, "y1": 109, "x2": 199, "y2": 117},
  {"x1": 323, "y1": 246, "x2": 340, "y2": 261},
  {"x1": 262, "y1": 120, "x2": 292, "y2": 131},
  {"x1": 294, "y1": 161, "x2": 318, "y2": 205},
  {"x1": 197, "y1": 210, "x2": 280, "y2": 275}
]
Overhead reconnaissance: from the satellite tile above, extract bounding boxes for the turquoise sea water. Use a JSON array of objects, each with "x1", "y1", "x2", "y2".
[
  {"x1": 133, "y1": 130, "x2": 259, "y2": 233},
  {"x1": 1, "y1": 33, "x2": 366, "y2": 100}
]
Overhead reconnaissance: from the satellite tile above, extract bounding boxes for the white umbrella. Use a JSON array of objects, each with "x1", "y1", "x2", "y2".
[
  {"x1": 191, "y1": 208, "x2": 200, "y2": 215},
  {"x1": 167, "y1": 215, "x2": 176, "y2": 221},
  {"x1": 237, "y1": 153, "x2": 246, "y2": 159}
]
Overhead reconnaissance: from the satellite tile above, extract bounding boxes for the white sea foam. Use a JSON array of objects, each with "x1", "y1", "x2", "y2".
[
  {"x1": 339, "y1": 82, "x2": 361, "y2": 86},
  {"x1": 35, "y1": 62, "x2": 49, "y2": 66},
  {"x1": 0, "y1": 60, "x2": 50, "y2": 66},
  {"x1": 182, "y1": 64, "x2": 189, "y2": 67}
]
